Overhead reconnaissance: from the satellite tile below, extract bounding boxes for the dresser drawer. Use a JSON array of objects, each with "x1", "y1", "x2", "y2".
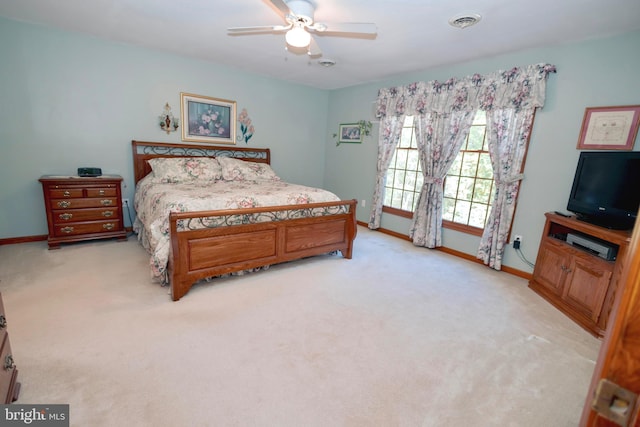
[
  {"x1": 86, "y1": 187, "x2": 117, "y2": 197},
  {"x1": 49, "y1": 188, "x2": 84, "y2": 199},
  {"x1": 0, "y1": 293, "x2": 18, "y2": 404},
  {"x1": 53, "y1": 220, "x2": 122, "y2": 237},
  {"x1": 52, "y1": 208, "x2": 120, "y2": 223},
  {"x1": 0, "y1": 334, "x2": 16, "y2": 403},
  {"x1": 50, "y1": 197, "x2": 118, "y2": 210},
  {"x1": 0, "y1": 297, "x2": 6, "y2": 344}
]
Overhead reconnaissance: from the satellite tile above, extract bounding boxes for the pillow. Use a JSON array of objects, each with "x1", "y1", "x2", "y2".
[
  {"x1": 217, "y1": 157, "x2": 280, "y2": 181},
  {"x1": 148, "y1": 157, "x2": 222, "y2": 183}
]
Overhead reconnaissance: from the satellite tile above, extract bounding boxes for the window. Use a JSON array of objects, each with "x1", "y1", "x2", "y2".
[
  {"x1": 443, "y1": 112, "x2": 494, "y2": 229},
  {"x1": 383, "y1": 112, "x2": 494, "y2": 233},
  {"x1": 383, "y1": 116, "x2": 423, "y2": 213}
]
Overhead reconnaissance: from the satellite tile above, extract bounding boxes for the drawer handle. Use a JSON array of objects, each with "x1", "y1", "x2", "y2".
[
  {"x1": 59, "y1": 213, "x2": 73, "y2": 220},
  {"x1": 61, "y1": 226, "x2": 74, "y2": 234},
  {"x1": 0, "y1": 315, "x2": 6, "y2": 329},
  {"x1": 102, "y1": 211, "x2": 114, "y2": 218},
  {"x1": 103, "y1": 223, "x2": 115, "y2": 230},
  {"x1": 63, "y1": 190, "x2": 71, "y2": 197},
  {"x1": 101, "y1": 199, "x2": 113, "y2": 206},
  {"x1": 560, "y1": 265, "x2": 572, "y2": 273},
  {"x1": 57, "y1": 201, "x2": 71, "y2": 208},
  {"x1": 98, "y1": 190, "x2": 106, "y2": 195},
  {"x1": 4, "y1": 354, "x2": 14, "y2": 371}
]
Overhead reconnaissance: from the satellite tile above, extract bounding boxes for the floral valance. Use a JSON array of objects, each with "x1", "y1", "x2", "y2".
[{"x1": 375, "y1": 63, "x2": 557, "y2": 118}]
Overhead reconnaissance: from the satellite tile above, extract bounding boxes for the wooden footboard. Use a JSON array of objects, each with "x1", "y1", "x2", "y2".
[{"x1": 168, "y1": 199, "x2": 357, "y2": 300}]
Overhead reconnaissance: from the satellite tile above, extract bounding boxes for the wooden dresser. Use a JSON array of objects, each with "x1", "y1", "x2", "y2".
[
  {"x1": 39, "y1": 175, "x2": 128, "y2": 249},
  {"x1": 0, "y1": 292, "x2": 20, "y2": 403}
]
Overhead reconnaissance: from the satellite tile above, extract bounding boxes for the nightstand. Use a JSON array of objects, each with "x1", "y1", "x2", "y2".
[{"x1": 39, "y1": 175, "x2": 128, "y2": 249}]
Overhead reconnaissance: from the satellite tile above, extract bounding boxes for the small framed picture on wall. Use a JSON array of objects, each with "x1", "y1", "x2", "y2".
[
  {"x1": 338, "y1": 123, "x2": 363, "y2": 144},
  {"x1": 576, "y1": 105, "x2": 640, "y2": 150}
]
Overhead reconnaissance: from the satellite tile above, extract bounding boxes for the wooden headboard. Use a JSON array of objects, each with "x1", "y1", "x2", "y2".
[{"x1": 131, "y1": 140, "x2": 271, "y2": 184}]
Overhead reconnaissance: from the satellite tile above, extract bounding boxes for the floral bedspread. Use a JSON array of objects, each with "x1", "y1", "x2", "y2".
[{"x1": 133, "y1": 176, "x2": 341, "y2": 282}]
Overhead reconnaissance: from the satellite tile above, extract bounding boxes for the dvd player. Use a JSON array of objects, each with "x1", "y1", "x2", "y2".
[{"x1": 566, "y1": 233, "x2": 617, "y2": 261}]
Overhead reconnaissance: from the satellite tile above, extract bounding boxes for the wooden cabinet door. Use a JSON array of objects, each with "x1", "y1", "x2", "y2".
[
  {"x1": 563, "y1": 253, "x2": 613, "y2": 322},
  {"x1": 533, "y1": 239, "x2": 571, "y2": 295}
]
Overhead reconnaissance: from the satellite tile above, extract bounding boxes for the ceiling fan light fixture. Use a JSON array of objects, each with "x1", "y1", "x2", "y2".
[
  {"x1": 227, "y1": 0, "x2": 377, "y2": 57},
  {"x1": 285, "y1": 25, "x2": 311, "y2": 48}
]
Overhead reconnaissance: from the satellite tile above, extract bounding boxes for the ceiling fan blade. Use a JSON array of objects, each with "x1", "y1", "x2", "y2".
[
  {"x1": 227, "y1": 25, "x2": 290, "y2": 33},
  {"x1": 267, "y1": 0, "x2": 291, "y2": 18},
  {"x1": 307, "y1": 36, "x2": 322, "y2": 57},
  {"x1": 312, "y1": 22, "x2": 377, "y2": 34}
]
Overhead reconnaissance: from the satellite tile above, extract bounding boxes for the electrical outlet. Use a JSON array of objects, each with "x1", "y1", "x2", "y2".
[
  {"x1": 513, "y1": 235, "x2": 522, "y2": 249},
  {"x1": 122, "y1": 198, "x2": 129, "y2": 207},
  {"x1": 361, "y1": 199, "x2": 366, "y2": 207}
]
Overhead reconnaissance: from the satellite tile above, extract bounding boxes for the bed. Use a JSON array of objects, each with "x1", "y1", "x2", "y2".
[{"x1": 131, "y1": 140, "x2": 357, "y2": 301}]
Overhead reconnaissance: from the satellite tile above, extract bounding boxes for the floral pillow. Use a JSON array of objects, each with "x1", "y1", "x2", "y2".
[
  {"x1": 148, "y1": 157, "x2": 222, "y2": 183},
  {"x1": 217, "y1": 156, "x2": 280, "y2": 181}
]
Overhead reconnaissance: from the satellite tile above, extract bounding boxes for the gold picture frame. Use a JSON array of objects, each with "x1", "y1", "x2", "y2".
[{"x1": 181, "y1": 92, "x2": 236, "y2": 144}]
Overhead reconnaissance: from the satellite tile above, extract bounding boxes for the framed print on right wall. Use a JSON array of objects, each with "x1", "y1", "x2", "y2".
[{"x1": 576, "y1": 105, "x2": 640, "y2": 150}]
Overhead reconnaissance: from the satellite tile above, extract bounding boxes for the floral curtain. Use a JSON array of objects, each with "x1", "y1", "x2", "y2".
[
  {"x1": 374, "y1": 64, "x2": 556, "y2": 119},
  {"x1": 477, "y1": 108, "x2": 535, "y2": 269},
  {"x1": 368, "y1": 115, "x2": 405, "y2": 229},
  {"x1": 410, "y1": 111, "x2": 475, "y2": 247},
  {"x1": 371, "y1": 63, "x2": 556, "y2": 259}
]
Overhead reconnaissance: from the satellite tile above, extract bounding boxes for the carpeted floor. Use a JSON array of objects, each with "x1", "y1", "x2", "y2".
[{"x1": 0, "y1": 226, "x2": 600, "y2": 426}]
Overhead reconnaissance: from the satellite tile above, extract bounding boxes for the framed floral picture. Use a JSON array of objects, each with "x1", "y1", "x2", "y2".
[
  {"x1": 181, "y1": 92, "x2": 236, "y2": 144},
  {"x1": 339, "y1": 123, "x2": 363, "y2": 143},
  {"x1": 576, "y1": 105, "x2": 640, "y2": 150}
]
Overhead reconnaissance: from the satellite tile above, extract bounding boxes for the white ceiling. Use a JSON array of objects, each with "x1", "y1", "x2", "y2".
[{"x1": 2, "y1": 0, "x2": 640, "y2": 90}]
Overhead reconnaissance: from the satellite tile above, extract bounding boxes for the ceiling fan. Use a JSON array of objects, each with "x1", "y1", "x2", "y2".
[{"x1": 227, "y1": 0, "x2": 377, "y2": 56}]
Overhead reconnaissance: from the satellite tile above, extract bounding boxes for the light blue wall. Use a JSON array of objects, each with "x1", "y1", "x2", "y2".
[
  {"x1": 0, "y1": 17, "x2": 329, "y2": 238},
  {"x1": 323, "y1": 31, "x2": 640, "y2": 272},
  {"x1": 2, "y1": 16, "x2": 639, "y2": 274}
]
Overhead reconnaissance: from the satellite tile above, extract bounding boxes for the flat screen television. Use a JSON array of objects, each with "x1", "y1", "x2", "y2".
[{"x1": 567, "y1": 151, "x2": 640, "y2": 230}]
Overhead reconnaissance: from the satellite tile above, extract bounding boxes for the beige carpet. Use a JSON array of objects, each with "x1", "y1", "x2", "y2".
[{"x1": 0, "y1": 226, "x2": 600, "y2": 426}]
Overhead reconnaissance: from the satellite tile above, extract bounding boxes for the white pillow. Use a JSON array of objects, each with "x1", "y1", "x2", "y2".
[
  {"x1": 217, "y1": 157, "x2": 280, "y2": 181},
  {"x1": 148, "y1": 157, "x2": 222, "y2": 183}
]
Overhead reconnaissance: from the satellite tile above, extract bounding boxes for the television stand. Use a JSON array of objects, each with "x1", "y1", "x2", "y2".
[{"x1": 528, "y1": 212, "x2": 632, "y2": 338}]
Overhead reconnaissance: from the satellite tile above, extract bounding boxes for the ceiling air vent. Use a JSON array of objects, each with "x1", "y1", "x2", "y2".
[
  {"x1": 449, "y1": 14, "x2": 482, "y2": 29},
  {"x1": 318, "y1": 58, "x2": 336, "y2": 67}
]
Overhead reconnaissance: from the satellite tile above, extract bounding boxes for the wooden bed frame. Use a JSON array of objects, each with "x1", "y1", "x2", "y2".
[{"x1": 132, "y1": 140, "x2": 357, "y2": 301}]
